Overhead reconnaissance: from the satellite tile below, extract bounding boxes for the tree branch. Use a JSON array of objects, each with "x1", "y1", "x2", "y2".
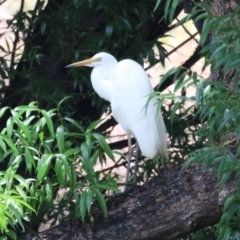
[
  {"x1": 24, "y1": 164, "x2": 236, "y2": 240},
  {"x1": 157, "y1": 45, "x2": 203, "y2": 92},
  {"x1": 145, "y1": 32, "x2": 198, "y2": 72}
]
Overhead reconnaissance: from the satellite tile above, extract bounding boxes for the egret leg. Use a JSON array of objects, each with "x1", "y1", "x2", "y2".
[
  {"x1": 133, "y1": 142, "x2": 139, "y2": 184},
  {"x1": 124, "y1": 131, "x2": 132, "y2": 192}
]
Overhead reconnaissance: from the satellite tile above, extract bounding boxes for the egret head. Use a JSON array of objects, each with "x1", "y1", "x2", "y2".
[{"x1": 66, "y1": 52, "x2": 117, "y2": 68}]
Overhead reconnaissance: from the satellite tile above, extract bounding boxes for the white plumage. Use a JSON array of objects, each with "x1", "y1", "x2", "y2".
[{"x1": 66, "y1": 52, "x2": 168, "y2": 159}]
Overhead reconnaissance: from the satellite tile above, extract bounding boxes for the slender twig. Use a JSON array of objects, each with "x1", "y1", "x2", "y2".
[
  {"x1": 176, "y1": 17, "x2": 198, "y2": 44},
  {"x1": 157, "y1": 45, "x2": 203, "y2": 91},
  {"x1": 33, "y1": 0, "x2": 41, "y2": 14},
  {"x1": 24, "y1": 223, "x2": 44, "y2": 240},
  {"x1": 145, "y1": 31, "x2": 198, "y2": 71},
  {"x1": 10, "y1": 0, "x2": 24, "y2": 73},
  {"x1": 0, "y1": 0, "x2": 6, "y2": 5},
  {"x1": 76, "y1": 148, "x2": 139, "y2": 183}
]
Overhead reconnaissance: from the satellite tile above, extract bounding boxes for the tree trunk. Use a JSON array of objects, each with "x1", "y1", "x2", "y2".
[{"x1": 24, "y1": 164, "x2": 236, "y2": 240}]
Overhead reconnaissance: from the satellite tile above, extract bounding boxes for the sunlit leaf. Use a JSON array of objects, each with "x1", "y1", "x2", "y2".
[
  {"x1": 56, "y1": 125, "x2": 65, "y2": 153},
  {"x1": 37, "y1": 154, "x2": 53, "y2": 181},
  {"x1": 41, "y1": 110, "x2": 55, "y2": 138}
]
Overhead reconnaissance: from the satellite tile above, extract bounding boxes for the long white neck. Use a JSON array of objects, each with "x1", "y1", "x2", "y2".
[{"x1": 90, "y1": 65, "x2": 115, "y2": 102}]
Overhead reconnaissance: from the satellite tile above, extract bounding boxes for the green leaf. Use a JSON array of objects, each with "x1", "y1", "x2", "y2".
[
  {"x1": 92, "y1": 133, "x2": 114, "y2": 161},
  {"x1": 11, "y1": 109, "x2": 31, "y2": 140},
  {"x1": 45, "y1": 178, "x2": 53, "y2": 202},
  {"x1": 195, "y1": 86, "x2": 203, "y2": 106},
  {"x1": 159, "y1": 67, "x2": 178, "y2": 87},
  {"x1": 118, "y1": 16, "x2": 132, "y2": 29},
  {"x1": 55, "y1": 159, "x2": 64, "y2": 185},
  {"x1": 97, "y1": 181, "x2": 117, "y2": 191},
  {"x1": 224, "y1": 195, "x2": 235, "y2": 212},
  {"x1": 10, "y1": 198, "x2": 35, "y2": 213},
  {"x1": 7, "y1": 203, "x2": 24, "y2": 230},
  {"x1": 209, "y1": 44, "x2": 227, "y2": 62},
  {"x1": 15, "y1": 186, "x2": 27, "y2": 201},
  {"x1": 41, "y1": 140, "x2": 52, "y2": 154},
  {"x1": 25, "y1": 148, "x2": 36, "y2": 173},
  {"x1": 86, "y1": 132, "x2": 93, "y2": 146},
  {"x1": 0, "y1": 134, "x2": 19, "y2": 154},
  {"x1": 41, "y1": 110, "x2": 55, "y2": 138},
  {"x1": 229, "y1": 58, "x2": 240, "y2": 68},
  {"x1": 80, "y1": 191, "x2": 87, "y2": 221},
  {"x1": 0, "y1": 137, "x2": 7, "y2": 153},
  {"x1": 93, "y1": 188, "x2": 107, "y2": 218},
  {"x1": 89, "y1": 150, "x2": 99, "y2": 166},
  {"x1": 63, "y1": 117, "x2": 85, "y2": 132},
  {"x1": 41, "y1": 21, "x2": 47, "y2": 34},
  {"x1": 220, "y1": 171, "x2": 231, "y2": 187},
  {"x1": 154, "y1": 0, "x2": 161, "y2": 11},
  {"x1": 6, "y1": 117, "x2": 14, "y2": 138},
  {"x1": 170, "y1": 102, "x2": 180, "y2": 125},
  {"x1": 14, "y1": 105, "x2": 38, "y2": 112},
  {"x1": 60, "y1": 155, "x2": 71, "y2": 175},
  {"x1": 0, "y1": 107, "x2": 9, "y2": 118},
  {"x1": 56, "y1": 125, "x2": 65, "y2": 153},
  {"x1": 200, "y1": 18, "x2": 211, "y2": 45},
  {"x1": 57, "y1": 155, "x2": 70, "y2": 186},
  {"x1": 14, "y1": 174, "x2": 30, "y2": 189},
  {"x1": 6, "y1": 229, "x2": 17, "y2": 240},
  {"x1": 14, "y1": 132, "x2": 30, "y2": 147},
  {"x1": 86, "y1": 119, "x2": 103, "y2": 133},
  {"x1": 57, "y1": 96, "x2": 71, "y2": 107},
  {"x1": 37, "y1": 154, "x2": 53, "y2": 181},
  {"x1": 24, "y1": 115, "x2": 36, "y2": 126},
  {"x1": 81, "y1": 142, "x2": 90, "y2": 161},
  {"x1": 106, "y1": 24, "x2": 113, "y2": 36},
  {"x1": 164, "y1": 0, "x2": 171, "y2": 22},
  {"x1": 64, "y1": 148, "x2": 80, "y2": 157},
  {"x1": 69, "y1": 167, "x2": 77, "y2": 190},
  {"x1": 3, "y1": 166, "x2": 14, "y2": 191},
  {"x1": 169, "y1": 0, "x2": 179, "y2": 23},
  {"x1": 86, "y1": 190, "x2": 93, "y2": 214}
]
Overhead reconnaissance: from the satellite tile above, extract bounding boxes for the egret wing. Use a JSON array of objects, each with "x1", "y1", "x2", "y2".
[{"x1": 111, "y1": 60, "x2": 167, "y2": 158}]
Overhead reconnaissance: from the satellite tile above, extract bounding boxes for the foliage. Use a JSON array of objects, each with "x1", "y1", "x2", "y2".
[
  {"x1": 0, "y1": 0, "x2": 170, "y2": 112},
  {"x1": 0, "y1": 166, "x2": 35, "y2": 240},
  {"x1": 180, "y1": 4, "x2": 240, "y2": 240},
  {"x1": 0, "y1": 100, "x2": 117, "y2": 238},
  {"x1": 145, "y1": 3, "x2": 240, "y2": 239},
  {"x1": 185, "y1": 81, "x2": 240, "y2": 239}
]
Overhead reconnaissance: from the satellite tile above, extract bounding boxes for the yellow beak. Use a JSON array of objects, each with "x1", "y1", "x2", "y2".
[{"x1": 65, "y1": 57, "x2": 101, "y2": 68}]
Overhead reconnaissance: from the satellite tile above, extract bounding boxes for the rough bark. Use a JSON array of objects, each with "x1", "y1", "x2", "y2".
[{"x1": 24, "y1": 164, "x2": 236, "y2": 240}]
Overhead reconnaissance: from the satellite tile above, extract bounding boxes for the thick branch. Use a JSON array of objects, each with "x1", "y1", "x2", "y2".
[{"x1": 24, "y1": 164, "x2": 236, "y2": 240}]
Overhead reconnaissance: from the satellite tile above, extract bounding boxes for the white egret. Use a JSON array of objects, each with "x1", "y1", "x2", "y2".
[{"x1": 66, "y1": 52, "x2": 168, "y2": 190}]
